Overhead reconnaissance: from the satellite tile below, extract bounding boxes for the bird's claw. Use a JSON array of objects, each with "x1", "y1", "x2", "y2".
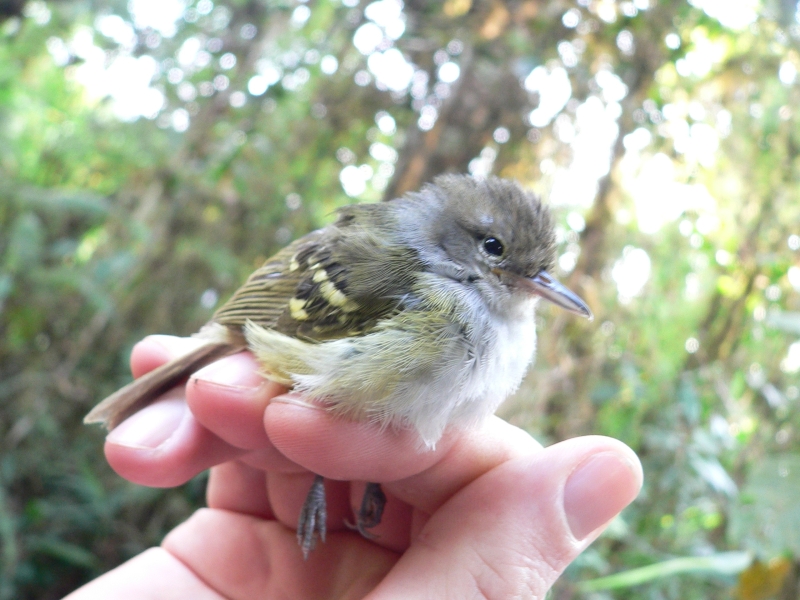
[
  {"x1": 345, "y1": 482, "x2": 386, "y2": 539},
  {"x1": 297, "y1": 474, "x2": 327, "y2": 559}
]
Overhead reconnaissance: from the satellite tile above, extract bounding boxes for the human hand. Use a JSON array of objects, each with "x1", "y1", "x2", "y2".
[{"x1": 66, "y1": 335, "x2": 642, "y2": 599}]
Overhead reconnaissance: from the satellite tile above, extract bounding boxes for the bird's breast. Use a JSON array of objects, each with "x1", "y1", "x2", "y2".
[{"x1": 458, "y1": 298, "x2": 539, "y2": 409}]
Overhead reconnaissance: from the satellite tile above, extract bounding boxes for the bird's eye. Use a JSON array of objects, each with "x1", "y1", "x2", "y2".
[{"x1": 482, "y1": 236, "x2": 504, "y2": 257}]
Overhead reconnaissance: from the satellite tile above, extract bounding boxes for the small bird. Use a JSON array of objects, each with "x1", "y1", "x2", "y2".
[{"x1": 85, "y1": 174, "x2": 592, "y2": 557}]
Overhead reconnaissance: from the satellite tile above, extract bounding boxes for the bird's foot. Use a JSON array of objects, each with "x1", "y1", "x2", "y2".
[
  {"x1": 346, "y1": 482, "x2": 386, "y2": 540},
  {"x1": 297, "y1": 474, "x2": 327, "y2": 559}
]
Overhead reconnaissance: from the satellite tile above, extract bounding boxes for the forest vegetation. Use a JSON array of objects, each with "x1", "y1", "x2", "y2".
[{"x1": 1, "y1": 0, "x2": 799, "y2": 597}]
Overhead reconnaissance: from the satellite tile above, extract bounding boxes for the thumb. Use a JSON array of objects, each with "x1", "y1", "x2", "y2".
[{"x1": 368, "y1": 435, "x2": 642, "y2": 600}]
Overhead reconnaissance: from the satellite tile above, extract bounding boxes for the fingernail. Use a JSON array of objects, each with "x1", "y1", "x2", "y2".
[
  {"x1": 192, "y1": 355, "x2": 264, "y2": 390},
  {"x1": 106, "y1": 398, "x2": 187, "y2": 449},
  {"x1": 564, "y1": 451, "x2": 641, "y2": 540},
  {"x1": 270, "y1": 394, "x2": 324, "y2": 410},
  {"x1": 147, "y1": 335, "x2": 208, "y2": 356}
]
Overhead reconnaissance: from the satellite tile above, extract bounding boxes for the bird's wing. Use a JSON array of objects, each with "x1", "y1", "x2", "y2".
[
  {"x1": 211, "y1": 207, "x2": 420, "y2": 341},
  {"x1": 209, "y1": 232, "x2": 319, "y2": 333}
]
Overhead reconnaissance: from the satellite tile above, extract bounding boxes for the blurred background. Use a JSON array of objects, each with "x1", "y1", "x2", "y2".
[{"x1": 1, "y1": 0, "x2": 799, "y2": 597}]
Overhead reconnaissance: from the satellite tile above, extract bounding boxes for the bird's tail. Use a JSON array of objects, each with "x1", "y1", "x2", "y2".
[{"x1": 84, "y1": 342, "x2": 241, "y2": 430}]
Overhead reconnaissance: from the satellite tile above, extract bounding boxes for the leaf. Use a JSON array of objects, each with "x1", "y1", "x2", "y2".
[
  {"x1": 576, "y1": 552, "x2": 753, "y2": 592},
  {"x1": 764, "y1": 310, "x2": 800, "y2": 335},
  {"x1": 0, "y1": 273, "x2": 12, "y2": 308},
  {"x1": 25, "y1": 536, "x2": 99, "y2": 569},
  {"x1": 729, "y1": 454, "x2": 800, "y2": 556},
  {"x1": 443, "y1": 0, "x2": 472, "y2": 17},
  {"x1": 3, "y1": 212, "x2": 43, "y2": 272},
  {"x1": 16, "y1": 187, "x2": 109, "y2": 219},
  {"x1": 734, "y1": 557, "x2": 793, "y2": 600},
  {"x1": 690, "y1": 454, "x2": 738, "y2": 496}
]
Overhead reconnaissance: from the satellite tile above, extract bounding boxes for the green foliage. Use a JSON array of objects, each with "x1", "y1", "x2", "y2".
[
  {"x1": 730, "y1": 454, "x2": 800, "y2": 556},
  {"x1": 2, "y1": 0, "x2": 800, "y2": 598}
]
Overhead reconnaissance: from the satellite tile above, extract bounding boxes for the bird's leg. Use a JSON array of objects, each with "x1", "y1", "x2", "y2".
[
  {"x1": 349, "y1": 482, "x2": 386, "y2": 539},
  {"x1": 297, "y1": 474, "x2": 327, "y2": 559}
]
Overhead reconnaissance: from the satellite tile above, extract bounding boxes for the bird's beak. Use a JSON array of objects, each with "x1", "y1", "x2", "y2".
[{"x1": 521, "y1": 270, "x2": 593, "y2": 320}]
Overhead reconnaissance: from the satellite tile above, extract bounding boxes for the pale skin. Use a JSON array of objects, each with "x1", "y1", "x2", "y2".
[{"x1": 65, "y1": 335, "x2": 643, "y2": 600}]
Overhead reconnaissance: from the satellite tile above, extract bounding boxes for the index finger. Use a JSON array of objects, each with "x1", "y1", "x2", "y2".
[{"x1": 264, "y1": 398, "x2": 541, "y2": 515}]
